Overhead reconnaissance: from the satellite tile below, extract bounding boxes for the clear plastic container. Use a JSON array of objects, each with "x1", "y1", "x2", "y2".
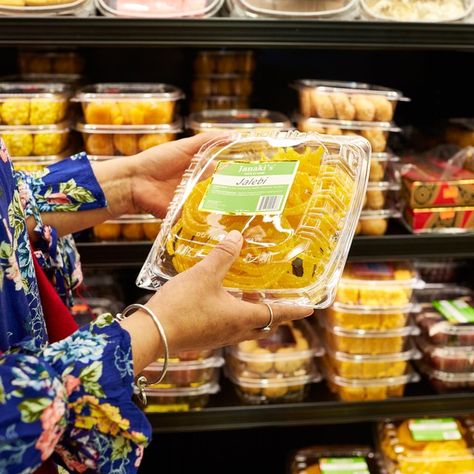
[
  {"x1": 414, "y1": 259, "x2": 463, "y2": 284},
  {"x1": 226, "y1": 319, "x2": 323, "y2": 379},
  {"x1": 289, "y1": 445, "x2": 383, "y2": 474},
  {"x1": 361, "y1": 0, "x2": 474, "y2": 22},
  {"x1": 93, "y1": 215, "x2": 161, "y2": 242},
  {"x1": 293, "y1": 80, "x2": 408, "y2": 122},
  {"x1": 363, "y1": 181, "x2": 401, "y2": 211},
  {"x1": 12, "y1": 156, "x2": 62, "y2": 172},
  {"x1": 417, "y1": 361, "x2": 474, "y2": 393},
  {"x1": 0, "y1": 122, "x2": 70, "y2": 157},
  {"x1": 75, "y1": 121, "x2": 181, "y2": 157},
  {"x1": 356, "y1": 208, "x2": 401, "y2": 236},
  {"x1": 378, "y1": 417, "x2": 474, "y2": 474},
  {"x1": 226, "y1": 362, "x2": 321, "y2": 404},
  {"x1": 190, "y1": 96, "x2": 250, "y2": 112},
  {"x1": 325, "y1": 343, "x2": 421, "y2": 379},
  {"x1": 298, "y1": 117, "x2": 400, "y2": 153},
  {"x1": 336, "y1": 262, "x2": 419, "y2": 307},
  {"x1": 0, "y1": 0, "x2": 92, "y2": 15},
  {"x1": 194, "y1": 50, "x2": 255, "y2": 75},
  {"x1": 143, "y1": 380, "x2": 219, "y2": 412},
  {"x1": 137, "y1": 131, "x2": 371, "y2": 307},
  {"x1": 192, "y1": 74, "x2": 253, "y2": 98},
  {"x1": 187, "y1": 109, "x2": 291, "y2": 134},
  {"x1": 323, "y1": 302, "x2": 415, "y2": 331},
  {"x1": 73, "y1": 83, "x2": 184, "y2": 125},
  {"x1": 18, "y1": 49, "x2": 85, "y2": 75},
  {"x1": 370, "y1": 152, "x2": 399, "y2": 182},
  {"x1": 0, "y1": 82, "x2": 70, "y2": 125},
  {"x1": 324, "y1": 323, "x2": 420, "y2": 355},
  {"x1": 141, "y1": 352, "x2": 224, "y2": 388},
  {"x1": 96, "y1": 0, "x2": 223, "y2": 18}
]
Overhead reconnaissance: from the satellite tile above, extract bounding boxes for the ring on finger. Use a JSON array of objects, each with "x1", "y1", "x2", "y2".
[{"x1": 259, "y1": 303, "x2": 274, "y2": 333}]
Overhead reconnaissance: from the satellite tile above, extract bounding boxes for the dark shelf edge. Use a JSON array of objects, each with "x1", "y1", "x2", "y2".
[
  {"x1": 0, "y1": 18, "x2": 474, "y2": 49},
  {"x1": 146, "y1": 393, "x2": 474, "y2": 433}
]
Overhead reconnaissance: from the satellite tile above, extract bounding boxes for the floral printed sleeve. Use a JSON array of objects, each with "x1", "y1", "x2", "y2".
[{"x1": 0, "y1": 314, "x2": 151, "y2": 474}]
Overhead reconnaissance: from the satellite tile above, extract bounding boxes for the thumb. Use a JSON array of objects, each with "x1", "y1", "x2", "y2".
[{"x1": 197, "y1": 230, "x2": 243, "y2": 282}]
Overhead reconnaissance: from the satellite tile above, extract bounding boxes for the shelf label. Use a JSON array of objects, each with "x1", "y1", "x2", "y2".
[
  {"x1": 199, "y1": 160, "x2": 299, "y2": 215},
  {"x1": 319, "y1": 457, "x2": 370, "y2": 474},
  {"x1": 409, "y1": 418, "x2": 462, "y2": 441},
  {"x1": 433, "y1": 299, "x2": 474, "y2": 324}
]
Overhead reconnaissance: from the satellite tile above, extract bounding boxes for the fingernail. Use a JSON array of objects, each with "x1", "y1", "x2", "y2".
[{"x1": 226, "y1": 230, "x2": 242, "y2": 243}]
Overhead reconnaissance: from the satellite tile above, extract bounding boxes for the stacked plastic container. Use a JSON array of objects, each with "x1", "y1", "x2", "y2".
[
  {"x1": 413, "y1": 284, "x2": 474, "y2": 393},
  {"x1": 141, "y1": 349, "x2": 224, "y2": 412},
  {"x1": 0, "y1": 0, "x2": 93, "y2": 15},
  {"x1": 294, "y1": 80, "x2": 408, "y2": 235},
  {"x1": 191, "y1": 50, "x2": 255, "y2": 112},
  {"x1": 225, "y1": 320, "x2": 323, "y2": 405},
  {"x1": 319, "y1": 262, "x2": 421, "y2": 402},
  {"x1": 72, "y1": 83, "x2": 184, "y2": 242}
]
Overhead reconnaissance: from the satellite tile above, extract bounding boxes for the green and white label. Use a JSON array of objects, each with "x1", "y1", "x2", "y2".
[
  {"x1": 199, "y1": 160, "x2": 299, "y2": 215},
  {"x1": 433, "y1": 300, "x2": 474, "y2": 324},
  {"x1": 319, "y1": 457, "x2": 370, "y2": 474},
  {"x1": 408, "y1": 418, "x2": 462, "y2": 441}
]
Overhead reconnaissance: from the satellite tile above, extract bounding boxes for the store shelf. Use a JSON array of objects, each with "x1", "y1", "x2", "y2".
[
  {"x1": 1, "y1": 18, "x2": 474, "y2": 50},
  {"x1": 77, "y1": 232, "x2": 474, "y2": 266}
]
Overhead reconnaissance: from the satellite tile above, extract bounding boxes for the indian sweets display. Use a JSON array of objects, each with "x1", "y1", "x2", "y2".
[{"x1": 137, "y1": 131, "x2": 371, "y2": 307}]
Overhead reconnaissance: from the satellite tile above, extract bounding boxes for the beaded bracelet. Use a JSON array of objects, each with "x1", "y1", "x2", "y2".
[{"x1": 116, "y1": 303, "x2": 169, "y2": 405}]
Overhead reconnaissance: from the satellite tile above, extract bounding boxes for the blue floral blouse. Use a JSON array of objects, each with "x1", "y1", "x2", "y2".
[{"x1": 0, "y1": 139, "x2": 151, "y2": 473}]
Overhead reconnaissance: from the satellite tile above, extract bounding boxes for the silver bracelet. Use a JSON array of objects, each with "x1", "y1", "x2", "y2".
[{"x1": 116, "y1": 303, "x2": 169, "y2": 406}]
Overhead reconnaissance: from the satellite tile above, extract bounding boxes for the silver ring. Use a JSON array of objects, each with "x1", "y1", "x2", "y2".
[{"x1": 260, "y1": 303, "x2": 274, "y2": 333}]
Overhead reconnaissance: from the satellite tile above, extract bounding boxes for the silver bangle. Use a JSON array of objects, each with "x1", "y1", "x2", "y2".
[{"x1": 116, "y1": 303, "x2": 169, "y2": 406}]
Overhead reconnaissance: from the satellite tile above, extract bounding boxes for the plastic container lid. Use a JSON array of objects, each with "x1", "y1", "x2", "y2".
[
  {"x1": 0, "y1": 82, "x2": 70, "y2": 99},
  {"x1": 73, "y1": 83, "x2": 184, "y2": 102},
  {"x1": 417, "y1": 336, "x2": 474, "y2": 364},
  {"x1": 418, "y1": 360, "x2": 474, "y2": 383},
  {"x1": 331, "y1": 301, "x2": 416, "y2": 315},
  {"x1": 142, "y1": 380, "x2": 220, "y2": 397},
  {"x1": 359, "y1": 208, "x2": 401, "y2": 220},
  {"x1": 187, "y1": 109, "x2": 291, "y2": 132},
  {"x1": 297, "y1": 116, "x2": 402, "y2": 133},
  {"x1": 0, "y1": 0, "x2": 92, "y2": 15},
  {"x1": 137, "y1": 130, "x2": 371, "y2": 307},
  {"x1": 326, "y1": 343, "x2": 421, "y2": 364},
  {"x1": 326, "y1": 366, "x2": 419, "y2": 387},
  {"x1": 75, "y1": 120, "x2": 183, "y2": 134},
  {"x1": 148, "y1": 352, "x2": 224, "y2": 371},
  {"x1": 0, "y1": 122, "x2": 70, "y2": 134},
  {"x1": 324, "y1": 321, "x2": 420, "y2": 339},
  {"x1": 106, "y1": 214, "x2": 162, "y2": 224},
  {"x1": 372, "y1": 152, "x2": 399, "y2": 163}
]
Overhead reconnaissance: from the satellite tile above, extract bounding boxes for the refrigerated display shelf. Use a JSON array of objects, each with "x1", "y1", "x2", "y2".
[{"x1": 1, "y1": 18, "x2": 474, "y2": 50}]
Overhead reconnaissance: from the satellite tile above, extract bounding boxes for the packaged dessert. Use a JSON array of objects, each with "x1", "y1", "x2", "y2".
[
  {"x1": 137, "y1": 131, "x2": 371, "y2": 307},
  {"x1": 0, "y1": 123, "x2": 70, "y2": 157},
  {"x1": 190, "y1": 96, "x2": 250, "y2": 112},
  {"x1": 324, "y1": 323, "x2": 420, "y2": 355},
  {"x1": 417, "y1": 361, "x2": 474, "y2": 393},
  {"x1": 401, "y1": 149, "x2": 474, "y2": 209},
  {"x1": 226, "y1": 362, "x2": 321, "y2": 404},
  {"x1": 414, "y1": 286, "x2": 474, "y2": 346},
  {"x1": 298, "y1": 117, "x2": 400, "y2": 153},
  {"x1": 12, "y1": 156, "x2": 61, "y2": 172},
  {"x1": 141, "y1": 352, "x2": 224, "y2": 388},
  {"x1": 414, "y1": 259, "x2": 463, "y2": 283},
  {"x1": 73, "y1": 83, "x2": 183, "y2": 125},
  {"x1": 289, "y1": 445, "x2": 382, "y2": 474},
  {"x1": 323, "y1": 302, "x2": 415, "y2": 331},
  {"x1": 293, "y1": 80, "x2": 408, "y2": 122},
  {"x1": 361, "y1": 0, "x2": 474, "y2": 22},
  {"x1": 378, "y1": 417, "x2": 474, "y2": 474},
  {"x1": 18, "y1": 49, "x2": 85, "y2": 75},
  {"x1": 370, "y1": 153, "x2": 399, "y2": 182},
  {"x1": 336, "y1": 262, "x2": 419, "y2": 307},
  {"x1": 192, "y1": 75, "x2": 253, "y2": 97},
  {"x1": 93, "y1": 215, "x2": 161, "y2": 241},
  {"x1": 0, "y1": 82, "x2": 70, "y2": 125},
  {"x1": 143, "y1": 380, "x2": 219, "y2": 412},
  {"x1": 403, "y1": 205, "x2": 474, "y2": 233},
  {"x1": 325, "y1": 344, "x2": 420, "y2": 379},
  {"x1": 363, "y1": 181, "x2": 401, "y2": 211},
  {"x1": 194, "y1": 50, "x2": 255, "y2": 75},
  {"x1": 97, "y1": 0, "x2": 223, "y2": 17},
  {"x1": 76, "y1": 121, "x2": 181, "y2": 157},
  {"x1": 226, "y1": 319, "x2": 323, "y2": 380},
  {"x1": 0, "y1": 0, "x2": 92, "y2": 14},
  {"x1": 356, "y1": 208, "x2": 400, "y2": 236},
  {"x1": 187, "y1": 109, "x2": 291, "y2": 134}
]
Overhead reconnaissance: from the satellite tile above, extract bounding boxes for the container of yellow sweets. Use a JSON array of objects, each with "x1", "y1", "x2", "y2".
[
  {"x1": 378, "y1": 417, "x2": 474, "y2": 474},
  {"x1": 137, "y1": 130, "x2": 371, "y2": 307}
]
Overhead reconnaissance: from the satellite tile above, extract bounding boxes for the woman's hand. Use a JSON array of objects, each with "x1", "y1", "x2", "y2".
[{"x1": 119, "y1": 231, "x2": 314, "y2": 374}]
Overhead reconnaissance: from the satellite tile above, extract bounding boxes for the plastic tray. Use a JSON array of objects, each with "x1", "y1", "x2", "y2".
[
  {"x1": 0, "y1": 122, "x2": 70, "y2": 157},
  {"x1": 356, "y1": 208, "x2": 401, "y2": 236},
  {"x1": 361, "y1": 0, "x2": 474, "y2": 22},
  {"x1": 73, "y1": 83, "x2": 184, "y2": 125},
  {"x1": 363, "y1": 181, "x2": 401, "y2": 211},
  {"x1": 18, "y1": 49, "x2": 85, "y2": 75},
  {"x1": 298, "y1": 117, "x2": 400, "y2": 153},
  {"x1": 143, "y1": 380, "x2": 220, "y2": 412},
  {"x1": 323, "y1": 301, "x2": 416, "y2": 331},
  {"x1": 0, "y1": 0, "x2": 92, "y2": 15},
  {"x1": 75, "y1": 121, "x2": 181, "y2": 156},
  {"x1": 378, "y1": 417, "x2": 474, "y2": 474},
  {"x1": 417, "y1": 360, "x2": 474, "y2": 393},
  {"x1": 289, "y1": 445, "x2": 383, "y2": 474},
  {"x1": 0, "y1": 82, "x2": 70, "y2": 125},
  {"x1": 93, "y1": 215, "x2": 161, "y2": 242},
  {"x1": 187, "y1": 109, "x2": 291, "y2": 134},
  {"x1": 370, "y1": 152, "x2": 399, "y2": 182},
  {"x1": 192, "y1": 74, "x2": 253, "y2": 97},
  {"x1": 194, "y1": 50, "x2": 255, "y2": 75},
  {"x1": 137, "y1": 131, "x2": 371, "y2": 307},
  {"x1": 336, "y1": 262, "x2": 419, "y2": 307},
  {"x1": 190, "y1": 96, "x2": 250, "y2": 112},
  {"x1": 293, "y1": 80, "x2": 408, "y2": 122}
]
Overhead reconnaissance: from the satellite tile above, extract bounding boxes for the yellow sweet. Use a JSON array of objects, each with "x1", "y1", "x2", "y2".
[
  {"x1": 33, "y1": 132, "x2": 66, "y2": 156},
  {"x1": 326, "y1": 330, "x2": 405, "y2": 355},
  {"x1": 2, "y1": 133, "x2": 33, "y2": 156},
  {"x1": 331, "y1": 357, "x2": 407, "y2": 379},
  {"x1": 29, "y1": 100, "x2": 65, "y2": 125},
  {"x1": 1, "y1": 99, "x2": 30, "y2": 125},
  {"x1": 327, "y1": 307, "x2": 407, "y2": 330}
]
